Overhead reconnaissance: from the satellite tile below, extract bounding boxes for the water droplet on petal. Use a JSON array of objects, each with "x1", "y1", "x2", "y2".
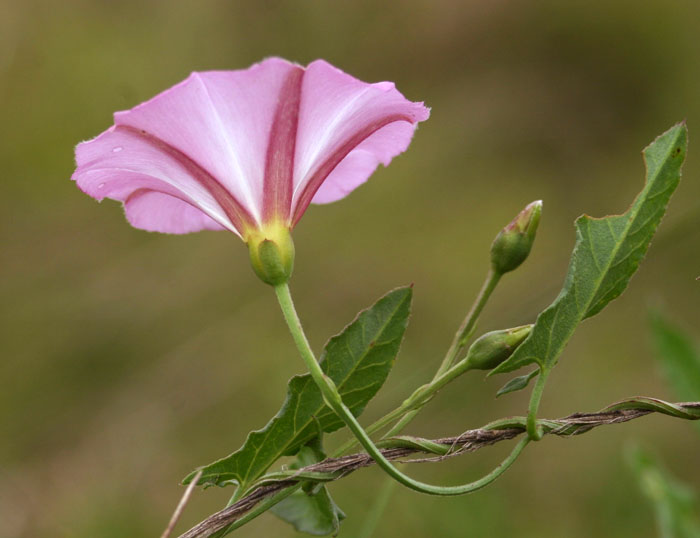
[{"x1": 112, "y1": 146, "x2": 123, "y2": 153}]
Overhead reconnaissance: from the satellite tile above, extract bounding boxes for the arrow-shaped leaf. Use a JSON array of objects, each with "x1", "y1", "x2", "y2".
[
  {"x1": 492, "y1": 123, "x2": 687, "y2": 376},
  {"x1": 186, "y1": 287, "x2": 412, "y2": 489}
]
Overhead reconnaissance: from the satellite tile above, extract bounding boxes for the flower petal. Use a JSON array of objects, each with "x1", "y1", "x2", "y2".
[
  {"x1": 125, "y1": 190, "x2": 226, "y2": 233},
  {"x1": 73, "y1": 58, "x2": 429, "y2": 235},
  {"x1": 116, "y1": 59, "x2": 301, "y2": 225},
  {"x1": 73, "y1": 125, "x2": 241, "y2": 234},
  {"x1": 291, "y1": 60, "x2": 429, "y2": 224},
  {"x1": 310, "y1": 122, "x2": 417, "y2": 204},
  {"x1": 74, "y1": 58, "x2": 304, "y2": 235}
]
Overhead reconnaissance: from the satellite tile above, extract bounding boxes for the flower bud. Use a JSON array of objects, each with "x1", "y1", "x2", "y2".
[
  {"x1": 247, "y1": 225, "x2": 295, "y2": 286},
  {"x1": 490, "y1": 200, "x2": 542, "y2": 275},
  {"x1": 465, "y1": 324, "x2": 533, "y2": 371}
]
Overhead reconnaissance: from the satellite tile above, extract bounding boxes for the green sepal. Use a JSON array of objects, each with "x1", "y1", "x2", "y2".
[
  {"x1": 490, "y1": 200, "x2": 542, "y2": 275},
  {"x1": 247, "y1": 225, "x2": 295, "y2": 286},
  {"x1": 465, "y1": 324, "x2": 532, "y2": 371}
]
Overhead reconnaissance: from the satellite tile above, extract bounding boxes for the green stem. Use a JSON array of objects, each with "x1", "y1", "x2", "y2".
[
  {"x1": 273, "y1": 283, "x2": 341, "y2": 409},
  {"x1": 383, "y1": 408, "x2": 418, "y2": 439},
  {"x1": 332, "y1": 349, "x2": 475, "y2": 457},
  {"x1": 333, "y1": 269, "x2": 500, "y2": 455},
  {"x1": 338, "y1": 270, "x2": 501, "y2": 530},
  {"x1": 385, "y1": 270, "x2": 500, "y2": 437},
  {"x1": 274, "y1": 282, "x2": 527, "y2": 496},
  {"x1": 225, "y1": 484, "x2": 245, "y2": 508},
  {"x1": 438, "y1": 269, "x2": 501, "y2": 376},
  {"x1": 526, "y1": 369, "x2": 547, "y2": 440}
]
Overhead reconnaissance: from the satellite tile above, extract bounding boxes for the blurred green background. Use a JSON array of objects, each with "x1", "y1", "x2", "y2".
[{"x1": 1, "y1": 0, "x2": 699, "y2": 536}]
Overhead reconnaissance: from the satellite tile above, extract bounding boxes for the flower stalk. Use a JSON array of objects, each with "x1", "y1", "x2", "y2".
[
  {"x1": 389, "y1": 201, "x2": 541, "y2": 437},
  {"x1": 273, "y1": 282, "x2": 529, "y2": 496},
  {"x1": 335, "y1": 203, "x2": 543, "y2": 450}
]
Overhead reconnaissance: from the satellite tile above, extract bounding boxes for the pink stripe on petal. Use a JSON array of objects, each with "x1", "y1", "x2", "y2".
[
  {"x1": 115, "y1": 125, "x2": 257, "y2": 234},
  {"x1": 262, "y1": 66, "x2": 304, "y2": 224},
  {"x1": 291, "y1": 114, "x2": 414, "y2": 226},
  {"x1": 291, "y1": 60, "x2": 429, "y2": 224},
  {"x1": 115, "y1": 59, "x2": 300, "y2": 224},
  {"x1": 73, "y1": 125, "x2": 242, "y2": 234},
  {"x1": 72, "y1": 58, "x2": 429, "y2": 237},
  {"x1": 310, "y1": 121, "x2": 417, "y2": 204}
]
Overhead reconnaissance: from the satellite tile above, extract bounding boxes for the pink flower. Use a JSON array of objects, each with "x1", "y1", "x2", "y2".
[{"x1": 72, "y1": 58, "x2": 429, "y2": 240}]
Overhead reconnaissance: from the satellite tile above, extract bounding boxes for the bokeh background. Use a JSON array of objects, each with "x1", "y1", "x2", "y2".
[{"x1": 2, "y1": 1, "x2": 699, "y2": 537}]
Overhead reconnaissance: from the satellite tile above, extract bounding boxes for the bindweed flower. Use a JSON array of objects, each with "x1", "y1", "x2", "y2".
[{"x1": 72, "y1": 58, "x2": 429, "y2": 284}]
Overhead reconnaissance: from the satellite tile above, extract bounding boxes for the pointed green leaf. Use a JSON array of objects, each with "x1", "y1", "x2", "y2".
[
  {"x1": 492, "y1": 123, "x2": 687, "y2": 376},
  {"x1": 651, "y1": 312, "x2": 700, "y2": 401},
  {"x1": 495, "y1": 368, "x2": 539, "y2": 398},
  {"x1": 185, "y1": 287, "x2": 412, "y2": 489},
  {"x1": 270, "y1": 486, "x2": 346, "y2": 536},
  {"x1": 271, "y1": 445, "x2": 345, "y2": 536}
]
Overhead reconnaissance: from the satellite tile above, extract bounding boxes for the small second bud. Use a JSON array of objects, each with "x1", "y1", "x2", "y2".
[
  {"x1": 247, "y1": 225, "x2": 295, "y2": 286},
  {"x1": 465, "y1": 324, "x2": 533, "y2": 371},
  {"x1": 490, "y1": 200, "x2": 542, "y2": 275}
]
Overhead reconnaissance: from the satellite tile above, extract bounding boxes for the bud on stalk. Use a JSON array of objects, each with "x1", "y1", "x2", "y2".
[
  {"x1": 465, "y1": 324, "x2": 533, "y2": 371},
  {"x1": 247, "y1": 225, "x2": 295, "y2": 286},
  {"x1": 490, "y1": 200, "x2": 542, "y2": 275}
]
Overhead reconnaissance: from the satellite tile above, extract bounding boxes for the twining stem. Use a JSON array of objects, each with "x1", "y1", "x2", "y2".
[
  {"x1": 274, "y1": 282, "x2": 527, "y2": 496},
  {"x1": 343, "y1": 269, "x2": 501, "y2": 535},
  {"x1": 178, "y1": 399, "x2": 700, "y2": 538},
  {"x1": 215, "y1": 477, "x2": 253, "y2": 537},
  {"x1": 219, "y1": 486, "x2": 300, "y2": 534},
  {"x1": 333, "y1": 268, "x2": 501, "y2": 455},
  {"x1": 225, "y1": 281, "x2": 445, "y2": 505},
  {"x1": 332, "y1": 355, "x2": 476, "y2": 456},
  {"x1": 225, "y1": 485, "x2": 244, "y2": 507}
]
